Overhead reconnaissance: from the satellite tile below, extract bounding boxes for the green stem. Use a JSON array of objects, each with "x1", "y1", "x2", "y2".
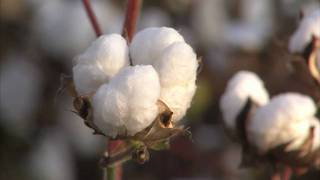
[{"x1": 106, "y1": 166, "x2": 116, "y2": 180}]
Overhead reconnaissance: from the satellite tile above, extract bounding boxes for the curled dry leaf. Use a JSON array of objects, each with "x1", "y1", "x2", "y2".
[
  {"x1": 72, "y1": 96, "x2": 106, "y2": 136},
  {"x1": 305, "y1": 35, "x2": 320, "y2": 85},
  {"x1": 133, "y1": 100, "x2": 188, "y2": 147}
]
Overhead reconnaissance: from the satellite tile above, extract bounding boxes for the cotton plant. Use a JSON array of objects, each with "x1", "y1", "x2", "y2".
[
  {"x1": 69, "y1": 27, "x2": 198, "y2": 165},
  {"x1": 220, "y1": 71, "x2": 320, "y2": 177},
  {"x1": 289, "y1": 9, "x2": 320, "y2": 85}
]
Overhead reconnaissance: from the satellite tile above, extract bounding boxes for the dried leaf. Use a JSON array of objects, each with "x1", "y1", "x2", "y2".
[
  {"x1": 131, "y1": 145, "x2": 150, "y2": 164},
  {"x1": 72, "y1": 96, "x2": 106, "y2": 136},
  {"x1": 134, "y1": 100, "x2": 188, "y2": 147},
  {"x1": 56, "y1": 74, "x2": 78, "y2": 98}
]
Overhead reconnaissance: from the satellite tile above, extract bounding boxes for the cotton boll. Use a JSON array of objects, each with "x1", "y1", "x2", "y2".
[
  {"x1": 160, "y1": 81, "x2": 196, "y2": 123},
  {"x1": 248, "y1": 93, "x2": 317, "y2": 153},
  {"x1": 153, "y1": 42, "x2": 198, "y2": 87},
  {"x1": 289, "y1": 9, "x2": 320, "y2": 53},
  {"x1": 72, "y1": 34, "x2": 129, "y2": 95},
  {"x1": 130, "y1": 27, "x2": 185, "y2": 65},
  {"x1": 220, "y1": 71, "x2": 269, "y2": 131},
  {"x1": 191, "y1": 0, "x2": 227, "y2": 46},
  {"x1": 92, "y1": 65, "x2": 161, "y2": 137}
]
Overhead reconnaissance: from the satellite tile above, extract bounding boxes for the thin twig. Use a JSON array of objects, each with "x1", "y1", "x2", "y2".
[
  {"x1": 122, "y1": 0, "x2": 142, "y2": 42},
  {"x1": 82, "y1": 0, "x2": 103, "y2": 37}
]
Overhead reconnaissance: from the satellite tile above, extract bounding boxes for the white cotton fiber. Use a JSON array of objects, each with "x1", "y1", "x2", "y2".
[
  {"x1": 160, "y1": 81, "x2": 197, "y2": 123},
  {"x1": 220, "y1": 71, "x2": 269, "y2": 130},
  {"x1": 73, "y1": 34, "x2": 129, "y2": 95},
  {"x1": 289, "y1": 9, "x2": 320, "y2": 53},
  {"x1": 153, "y1": 42, "x2": 198, "y2": 87},
  {"x1": 248, "y1": 93, "x2": 318, "y2": 153},
  {"x1": 130, "y1": 27, "x2": 185, "y2": 65},
  {"x1": 92, "y1": 65, "x2": 161, "y2": 137}
]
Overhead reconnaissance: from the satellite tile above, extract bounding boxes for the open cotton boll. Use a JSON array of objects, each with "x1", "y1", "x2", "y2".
[
  {"x1": 92, "y1": 65, "x2": 161, "y2": 137},
  {"x1": 130, "y1": 27, "x2": 185, "y2": 65},
  {"x1": 73, "y1": 34, "x2": 129, "y2": 95},
  {"x1": 289, "y1": 9, "x2": 320, "y2": 53},
  {"x1": 160, "y1": 81, "x2": 197, "y2": 123},
  {"x1": 220, "y1": 71, "x2": 269, "y2": 131},
  {"x1": 154, "y1": 42, "x2": 198, "y2": 87},
  {"x1": 248, "y1": 93, "x2": 317, "y2": 153}
]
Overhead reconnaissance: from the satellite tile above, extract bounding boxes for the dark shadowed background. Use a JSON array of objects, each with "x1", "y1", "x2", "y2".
[{"x1": 1, "y1": 0, "x2": 319, "y2": 179}]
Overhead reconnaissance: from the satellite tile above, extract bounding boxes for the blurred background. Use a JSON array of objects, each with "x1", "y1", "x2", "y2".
[{"x1": 0, "y1": 0, "x2": 320, "y2": 179}]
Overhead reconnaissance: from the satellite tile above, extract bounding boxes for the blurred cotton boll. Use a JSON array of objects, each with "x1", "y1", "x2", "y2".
[
  {"x1": 57, "y1": 97, "x2": 104, "y2": 157},
  {"x1": 248, "y1": 93, "x2": 318, "y2": 153},
  {"x1": 289, "y1": 9, "x2": 320, "y2": 53},
  {"x1": 0, "y1": 55, "x2": 43, "y2": 137},
  {"x1": 139, "y1": 7, "x2": 171, "y2": 29},
  {"x1": 224, "y1": 0, "x2": 273, "y2": 51},
  {"x1": 73, "y1": 34, "x2": 129, "y2": 95},
  {"x1": 32, "y1": 0, "x2": 122, "y2": 60},
  {"x1": 29, "y1": 129, "x2": 75, "y2": 180},
  {"x1": 220, "y1": 71, "x2": 269, "y2": 131},
  {"x1": 191, "y1": 0, "x2": 227, "y2": 46},
  {"x1": 92, "y1": 65, "x2": 161, "y2": 137}
]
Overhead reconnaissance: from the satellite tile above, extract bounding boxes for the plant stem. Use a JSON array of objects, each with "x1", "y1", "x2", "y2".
[
  {"x1": 122, "y1": 0, "x2": 142, "y2": 42},
  {"x1": 82, "y1": 0, "x2": 103, "y2": 37},
  {"x1": 106, "y1": 166, "x2": 116, "y2": 180},
  {"x1": 106, "y1": 140, "x2": 124, "y2": 180}
]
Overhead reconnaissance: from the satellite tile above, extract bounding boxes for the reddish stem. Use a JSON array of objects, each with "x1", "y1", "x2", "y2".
[
  {"x1": 282, "y1": 167, "x2": 292, "y2": 180},
  {"x1": 122, "y1": 0, "x2": 142, "y2": 42},
  {"x1": 82, "y1": 0, "x2": 103, "y2": 37}
]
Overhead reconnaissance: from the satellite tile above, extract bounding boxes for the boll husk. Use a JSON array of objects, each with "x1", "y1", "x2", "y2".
[
  {"x1": 92, "y1": 65, "x2": 160, "y2": 138},
  {"x1": 289, "y1": 9, "x2": 320, "y2": 53},
  {"x1": 73, "y1": 34, "x2": 129, "y2": 95},
  {"x1": 220, "y1": 71, "x2": 269, "y2": 131},
  {"x1": 248, "y1": 93, "x2": 319, "y2": 154}
]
